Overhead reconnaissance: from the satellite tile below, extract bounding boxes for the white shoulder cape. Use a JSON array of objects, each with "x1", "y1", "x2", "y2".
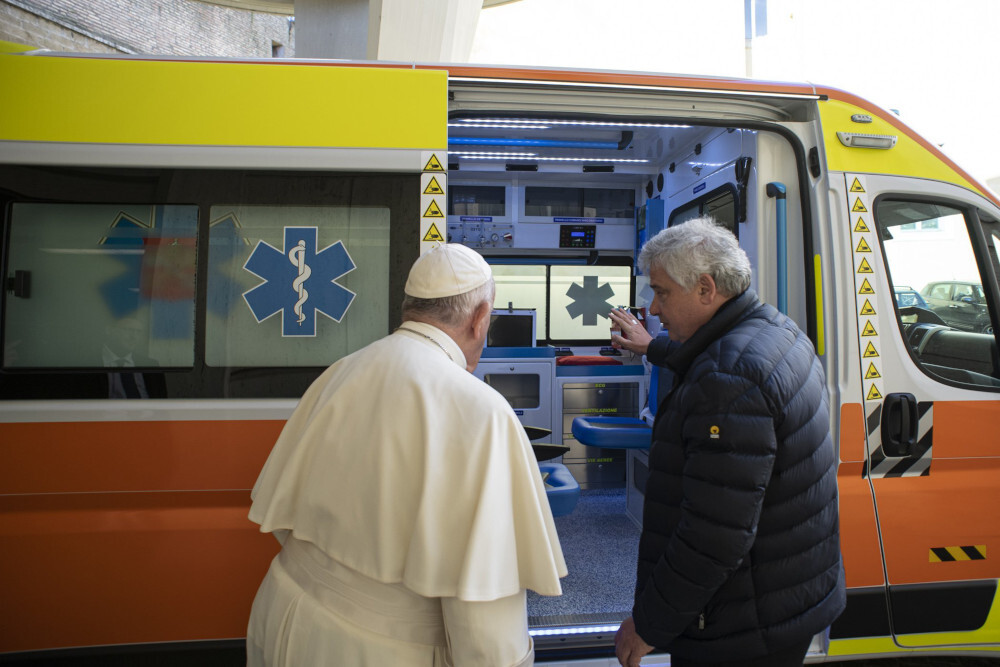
[{"x1": 249, "y1": 322, "x2": 567, "y2": 601}]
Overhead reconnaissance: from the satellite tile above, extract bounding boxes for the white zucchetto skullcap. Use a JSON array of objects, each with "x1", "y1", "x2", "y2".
[{"x1": 404, "y1": 243, "x2": 492, "y2": 299}]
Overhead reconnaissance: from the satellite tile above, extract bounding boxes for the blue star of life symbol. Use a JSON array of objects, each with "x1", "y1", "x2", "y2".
[
  {"x1": 565, "y1": 275, "x2": 615, "y2": 326},
  {"x1": 243, "y1": 227, "x2": 356, "y2": 337}
]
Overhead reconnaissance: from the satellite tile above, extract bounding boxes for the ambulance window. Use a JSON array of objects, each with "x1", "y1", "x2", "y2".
[
  {"x1": 3, "y1": 203, "x2": 197, "y2": 370},
  {"x1": 524, "y1": 187, "x2": 635, "y2": 219},
  {"x1": 549, "y1": 265, "x2": 632, "y2": 342},
  {"x1": 205, "y1": 205, "x2": 390, "y2": 368},
  {"x1": 668, "y1": 186, "x2": 737, "y2": 235},
  {"x1": 876, "y1": 199, "x2": 1000, "y2": 389},
  {"x1": 450, "y1": 185, "x2": 506, "y2": 216},
  {"x1": 986, "y1": 216, "x2": 1000, "y2": 272}
]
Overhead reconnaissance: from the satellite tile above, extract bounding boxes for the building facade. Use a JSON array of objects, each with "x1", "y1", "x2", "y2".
[{"x1": 1, "y1": 0, "x2": 294, "y2": 57}]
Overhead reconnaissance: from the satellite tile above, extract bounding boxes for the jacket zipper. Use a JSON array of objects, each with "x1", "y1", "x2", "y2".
[{"x1": 698, "y1": 613, "x2": 705, "y2": 630}]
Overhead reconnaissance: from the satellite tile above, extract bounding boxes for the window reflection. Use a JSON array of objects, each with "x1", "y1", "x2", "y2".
[{"x1": 3, "y1": 203, "x2": 197, "y2": 370}]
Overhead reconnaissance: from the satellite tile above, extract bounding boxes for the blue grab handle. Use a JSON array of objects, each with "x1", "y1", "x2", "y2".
[
  {"x1": 571, "y1": 416, "x2": 651, "y2": 449},
  {"x1": 767, "y1": 182, "x2": 787, "y2": 314}
]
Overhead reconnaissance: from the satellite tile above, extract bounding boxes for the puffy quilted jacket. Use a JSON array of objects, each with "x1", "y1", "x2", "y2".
[{"x1": 635, "y1": 289, "x2": 846, "y2": 661}]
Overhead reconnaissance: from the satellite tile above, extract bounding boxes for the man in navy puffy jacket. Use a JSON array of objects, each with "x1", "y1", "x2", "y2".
[{"x1": 610, "y1": 217, "x2": 845, "y2": 667}]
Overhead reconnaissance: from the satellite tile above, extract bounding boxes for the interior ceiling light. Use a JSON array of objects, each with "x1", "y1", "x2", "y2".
[
  {"x1": 454, "y1": 118, "x2": 691, "y2": 129},
  {"x1": 452, "y1": 153, "x2": 649, "y2": 163},
  {"x1": 450, "y1": 151, "x2": 538, "y2": 158},
  {"x1": 448, "y1": 122, "x2": 552, "y2": 130}
]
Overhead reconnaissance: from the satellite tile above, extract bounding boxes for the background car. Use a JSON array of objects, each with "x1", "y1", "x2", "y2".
[
  {"x1": 920, "y1": 280, "x2": 994, "y2": 334},
  {"x1": 893, "y1": 286, "x2": 930, "y2": 309}
]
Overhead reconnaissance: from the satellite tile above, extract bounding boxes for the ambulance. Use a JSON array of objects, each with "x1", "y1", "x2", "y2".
[{"x1": 1, "y1": 42, "x2": 998, "y2": 664}]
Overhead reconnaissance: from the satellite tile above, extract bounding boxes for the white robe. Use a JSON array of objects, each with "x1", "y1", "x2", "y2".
[{"x1": 247, "y1": 321, "x2": 567, "y2": 666}]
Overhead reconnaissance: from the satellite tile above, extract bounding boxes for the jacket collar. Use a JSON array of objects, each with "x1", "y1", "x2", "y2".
[{"x1": 665, "y1": 289, "x2": 760, "y2": 378}]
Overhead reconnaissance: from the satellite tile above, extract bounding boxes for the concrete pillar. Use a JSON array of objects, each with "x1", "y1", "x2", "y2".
[
  {"x1": 294, "y1": 0, "x2": 483, "y2": 62},
  {"x1": 295, "y1": 0, "x2": 375, "y2": 59}
]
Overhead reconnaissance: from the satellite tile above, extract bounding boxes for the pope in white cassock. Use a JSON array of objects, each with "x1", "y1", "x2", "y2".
[{"x1": 246, "y1": 243, "x2": 567, "y2": 666}]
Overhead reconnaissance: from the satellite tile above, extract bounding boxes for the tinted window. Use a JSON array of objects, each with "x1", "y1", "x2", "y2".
[
  {"x1": 524, "y1": 187, "x2": 635, "y2": 219},
  {"x1": 668, "y1": 186, "x2": 737, "y2": 235},
  {"x1": 5, "y1": 203, "x2": 197, "y2": 370}
]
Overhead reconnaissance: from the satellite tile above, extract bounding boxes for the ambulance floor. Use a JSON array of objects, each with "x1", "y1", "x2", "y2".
[{"x1": 528, "y1": 486, "x2": 639, "y2": 626}]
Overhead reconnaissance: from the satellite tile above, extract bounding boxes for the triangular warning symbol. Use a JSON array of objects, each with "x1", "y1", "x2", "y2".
[
  {"x1": 422, "y1": 200, "x2": 445, "y2": 218},
  {"x1": 860, "y1": 299, "x2": 877, "y2": 316},
  {"x1": 850, "y1": 178, "x2": 866, "y2": 193},
  {"x1": 861, "y1": 320, "x2": 877, "y2": 336},
  {"x1": 865, "y1": 363, "x2": 881, "y2": 379},
  {"x1": 866, "y1": 384, "x2": 883, "y2": 401},
  {"x1": 423, "y1": 176, "x2": 445, "y2": 195},
  {"x1": 863, "y1": 341, "x2": 879, "y2": 358},
  {"x1": 857, "y1": 258, "x2": 873, "y2": 274},
  {"x1": 852, "y1": 198, "x2": 868, "y2": 213},
  {"x1": 856, "y1": 238, "x2": 872, "y2": 253},
  {"x1": 854, "y1": 217, "x2": 870, "y2": 233},
  {"x1": 422, "y1": 223, "x2": 445, "y2": 242},
  {"x1": 423, "y1": 154, "x2": 445, "y2": 172},
  {"x1": 858, "y1": 278, "x2": 875, "y2": 295}
]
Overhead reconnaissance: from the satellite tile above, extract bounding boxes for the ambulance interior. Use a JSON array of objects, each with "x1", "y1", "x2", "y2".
[{"x1": 446, "y1": 111, "x2": 808, "y2": 653}]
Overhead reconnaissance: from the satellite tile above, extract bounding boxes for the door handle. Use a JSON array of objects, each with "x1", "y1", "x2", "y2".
[{"x1": 881, "y1": 393, "x2": 918, "y2": 457}]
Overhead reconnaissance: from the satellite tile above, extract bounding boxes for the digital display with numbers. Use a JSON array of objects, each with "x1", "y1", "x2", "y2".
[{"x1": 559, "y1": 224, "x2": 596, "y2": 248}]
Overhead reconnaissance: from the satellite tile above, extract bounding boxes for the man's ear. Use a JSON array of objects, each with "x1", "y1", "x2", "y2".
[
  {"x1": 471, "y1": 300, "x2": 492, "y2": 339},
  {"x1": 697, "y1": 274, "x2": 718, "y2": 303}
]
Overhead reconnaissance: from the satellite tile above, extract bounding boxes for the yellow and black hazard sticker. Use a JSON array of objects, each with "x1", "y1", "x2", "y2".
[
  {"x1": 422, "y1": 153, "x2": 445, "y2": 172},
  {"x1": 423, "y1": 176, "x2": 445, "y2": 195},
  {"x1": 847, "y1": 174, "x2": 890, "y2": 477},
  {"x1": 423, "y1": 200, "x2": 445, "y2": 218},
  {"x1": 422, "y1": 222, "x2": 445, "y2": 242},
  {"x1": 930, "y1": 545, "x2": 987, "y2": 562},
  {"x1": 419, "y1": 151, "x2": 448, "y2": 254},
  {"x1": 847, "y1": 174, "x2": 882, "y2": 411}
]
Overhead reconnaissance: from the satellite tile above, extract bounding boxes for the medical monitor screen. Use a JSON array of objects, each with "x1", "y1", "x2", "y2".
[{"x1": 487, "y1": 310, "x2": 536, "y2": 348}]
